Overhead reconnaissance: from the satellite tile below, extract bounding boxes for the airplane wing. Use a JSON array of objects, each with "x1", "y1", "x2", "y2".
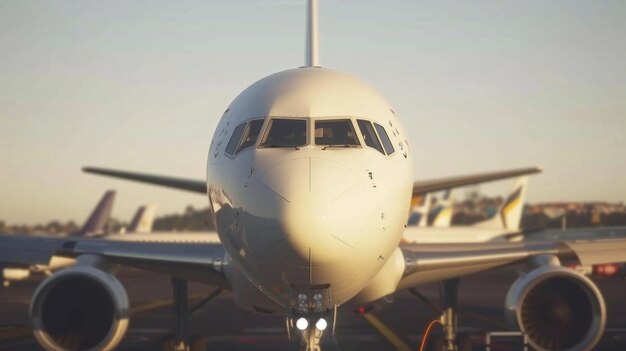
[
  {"x1": 0, "y1": 234, "x2": 228, "y2": 288},
  {"x1": 83, "y1": 167, "x2": 207, "y2": 194},
  {"x1": 83, "y1": 167, "x2": 540, "y2": 198},
  {"x1": 397, "y1": 239, "x2": 626, "y2": 290},
  {"x1": 412, "y1": 167, "x2": 541, "y2": 195}
]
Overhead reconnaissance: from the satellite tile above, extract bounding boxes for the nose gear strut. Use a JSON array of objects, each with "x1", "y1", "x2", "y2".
[{"x1": 286, "y1": 284, "x2": 335, "y2": 351}]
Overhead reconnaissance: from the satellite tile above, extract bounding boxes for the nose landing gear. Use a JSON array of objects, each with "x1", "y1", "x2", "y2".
[
  {"x1": 289, "y1": 316, "x2": 325, "y2": 351},
  {"x1": 286, "y1": 284, "x2": 335, "y2": 351}
]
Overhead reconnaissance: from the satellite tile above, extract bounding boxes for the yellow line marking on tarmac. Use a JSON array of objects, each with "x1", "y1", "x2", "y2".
[
  {"x1": 131, "y1": 290, "x2": 214, "y2": 315},
  {"x1": 361, "y1": 312, "x2": 412, "y2": 351}
]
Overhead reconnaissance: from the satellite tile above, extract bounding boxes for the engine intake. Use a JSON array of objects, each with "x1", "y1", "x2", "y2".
[
  {"x1": 30, "y1": 266, "x2": 129, "y2": 351},
  {"x1": 505, "y1": 265, "x2": 606, "y2": 351}
]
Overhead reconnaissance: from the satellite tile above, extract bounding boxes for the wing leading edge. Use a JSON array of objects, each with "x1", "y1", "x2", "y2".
[
  {"x1": 83, "y1": 167, "x2": 207, "y2": 194},
  {"x1": 83, "y1": 166, "x2": 540, "y2": 198},
  {"x1": 412, "y1": 167, "x2": 541, "y2": 195},
  {"x1": 397, "y1": 239, "x2": 626, "y2": 290},
  {"x1": 0, "y1": 234, "x2": 228, "y2": 288}
]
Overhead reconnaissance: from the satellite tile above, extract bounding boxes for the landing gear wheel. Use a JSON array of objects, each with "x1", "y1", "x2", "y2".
[
  {"x1": 189, "y1": 334, "x2": 206, "y2": 351},
  {"x1": 160, "y1": 334, "x2": 175, "y2": 351},
  {"x1": 160, "y1": 334, "x2": 204, "y2": 351}
]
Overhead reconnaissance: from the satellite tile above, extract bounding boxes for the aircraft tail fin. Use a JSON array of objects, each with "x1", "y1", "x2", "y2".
[
  {"x1": 473, "y1": 177, "x2": 528, "y2": 231},
  {"x1": 77, "y1": 190, "x2": 116, "y2": 236},
  {"x1": 127, "y1": 204, "x2": 157, "y2": 233},
  {"x1": 305, "y1": 0, "x2": 319, "y2": 67}
]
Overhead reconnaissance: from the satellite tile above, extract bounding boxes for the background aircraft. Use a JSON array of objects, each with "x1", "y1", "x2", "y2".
[
  {"x1": 0, "y1": 190, "x2": 115, "y2": 287},
  {"x1": 408, "y1": 190, "x2": 454, "y2": 228},
  {"x1": 1, "y1": 196, "x2": 162, "y2": 288},
  {"x1": 404, "y1": 177, "x2": 529, "y2": 243},
  {"x1": 122, "y1": 204, "x2": 157, "y2": 234}
]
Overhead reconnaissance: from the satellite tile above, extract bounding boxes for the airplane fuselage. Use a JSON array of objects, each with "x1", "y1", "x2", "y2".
[{"x1": 206, "y1": 68, "x2": 413, "y2": 307}]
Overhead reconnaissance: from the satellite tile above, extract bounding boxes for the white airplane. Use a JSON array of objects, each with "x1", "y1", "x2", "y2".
[
  {"x1": 2, "y1": 2, "x2": 626, "y2": 351},
  {"x1": 403, "y1": 177, "x2": 529, "y2": 243},
  {"x1": 121, "y1": 204, "x2": 157, "y2": 234}
]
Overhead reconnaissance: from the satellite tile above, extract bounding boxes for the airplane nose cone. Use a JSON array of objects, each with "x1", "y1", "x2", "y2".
[{"x1": 260, "y1": 157, "x2": 365, "y2": 265}]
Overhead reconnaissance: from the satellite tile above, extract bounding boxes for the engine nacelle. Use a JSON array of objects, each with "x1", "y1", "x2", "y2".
[
  {"x1": 30, "y1": 266, "x2": 129, "y2": 351},
  {"x1": 505, "y1": 265, "x2": 606, "y2": 351},
  {"x1": 2, "y1": 267, "x2": 31, "y2": 282}
]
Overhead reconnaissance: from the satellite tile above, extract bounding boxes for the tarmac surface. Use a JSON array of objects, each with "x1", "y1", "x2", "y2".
[{"x1": 1, "y1": 265, "x2": 625, "y2": 351}]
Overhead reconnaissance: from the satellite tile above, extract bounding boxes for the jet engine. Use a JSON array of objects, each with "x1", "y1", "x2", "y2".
[
  {"x1": 505, "y1": 265, "x2": 606, "y2": 351},
  {"x1": 29, "y1": 265, "x2": 129, "y2": 351}
]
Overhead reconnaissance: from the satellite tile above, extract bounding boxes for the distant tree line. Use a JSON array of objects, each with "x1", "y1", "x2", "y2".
[
  {"x1": 521, "y1": 211, "x2": 626, "y2": 231},
  {"x1": 152, "y1": 205, "x2": 215, "y2": 232},
  {"x1": 3, "y1": 202, "x2": 626, "y2": 236},
  {"x1": 0, "y1": 220, "x2": 81, "y2": 236},
  {"x1": 0, "y1": 205, "x2": 214, "y2": 235},
  {"x1": 450, "y1": 193, "x2": 626, "y2": 230}
]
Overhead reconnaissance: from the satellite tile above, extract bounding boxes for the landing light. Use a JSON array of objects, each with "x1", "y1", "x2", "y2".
[
  {"x1": 315, "y1": 318, "x2": 327, "y2": 331},
  {"x1": 296, "y1": 317, "x2": 309, "y2": 331}
]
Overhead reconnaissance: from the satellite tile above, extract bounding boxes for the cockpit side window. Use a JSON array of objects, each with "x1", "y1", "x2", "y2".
[
  {"x1": 260, "y1": 118, "x2": 307, "y2": 148},
  {"x1": 236, "y1": 119, "x2": 264, "y2": 154},
  {"x1": 374, "y1": 123, "x2": 395, "y2": 155},
  {"x1": 356, "y1": 119, "x2": 384, "y2": 154},
  {"x1": 314, "y1": 119, "x2": 360, "y2": 147},
  {"x1": 225, "y1": 123, "x2": 247, "y2": 156}
]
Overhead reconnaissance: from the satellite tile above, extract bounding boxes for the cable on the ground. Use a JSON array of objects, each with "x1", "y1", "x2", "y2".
[{"x1": 418, "y1": 319, "x2": 442, "y2": 351}]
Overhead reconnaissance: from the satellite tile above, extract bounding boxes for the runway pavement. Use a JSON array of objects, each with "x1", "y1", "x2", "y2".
[{"x1": 1, "y1": 266, "x2": 625, "y2": 350}]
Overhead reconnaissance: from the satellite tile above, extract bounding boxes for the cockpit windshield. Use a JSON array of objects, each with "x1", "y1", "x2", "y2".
[
  {"x1": 260, "y1": 118, "x2": 307, "y2": 148},
  {"x1": 314, "y1": 119, "x2": 360, "y2": 147},
  {"x1": 236, "y1": 119, "x2": 264, "y2": 153},
  {"x1": 356, "y1": 119, "x2": 384, "y2": 154},
  {"x1": 374, "y1": 123, "x2": 395, "y2": 155}
]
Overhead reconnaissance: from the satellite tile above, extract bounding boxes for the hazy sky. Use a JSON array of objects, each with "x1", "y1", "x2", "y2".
[{"x1": 1, "y1": 0, "x2": 625, "y2": 225}]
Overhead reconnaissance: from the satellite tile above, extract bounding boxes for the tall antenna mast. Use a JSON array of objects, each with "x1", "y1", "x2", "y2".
[{"x1": 305, "y1": 0, "x2": 319, "y2": 67}]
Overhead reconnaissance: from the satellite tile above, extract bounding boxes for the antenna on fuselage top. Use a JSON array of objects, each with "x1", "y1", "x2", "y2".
[{"x1": 305, "y1": 0, "x2": 319, "y2": 67}]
